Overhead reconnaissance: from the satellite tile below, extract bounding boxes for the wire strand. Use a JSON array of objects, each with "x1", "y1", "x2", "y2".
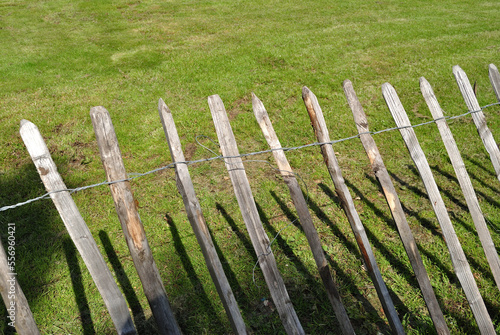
[{"x1": 1, "y1": 101, "x2": 499, "y2": 213}]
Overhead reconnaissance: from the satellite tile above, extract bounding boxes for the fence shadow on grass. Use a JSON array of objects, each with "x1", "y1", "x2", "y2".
[
  {"x1": 98, "y1": 230, "x2": 158, "y2": 334},
  {"x1": 288, "y1": 186, "x2": 390, "y2": 333},
  {"x1": 373, "y1": 172, "x2": 497, "y2": 332},
  {"x1": 165, "y1": 214, "x2": 225, "y2": 333},
  {"x1": 268, "y1": 190, "x2": 391, "y2": 333},
  {"x1": 316, "y1": 182, "x2": 419, "y2": 325},
  {"x1": 62, "y1": 238, "x2": 95, "y2": 335},
  {"x1": 204, "y1": 224, "x2": 251, "y2": 309},
  {"x1": 402, "y1": 166, "x2": 497, "y2": 282},
  {"x1": 214, "y1": 203, "x2": 283, "y2": 333},
  {"x1": 215, "y1": 203, "x2": 257, "y2": 264},
  {"x1": 431, "y1": 164, "x2": 500, "y2": 211},
  {"x1": 0, "y1": 162, "x2": 74, "y2": 334}
]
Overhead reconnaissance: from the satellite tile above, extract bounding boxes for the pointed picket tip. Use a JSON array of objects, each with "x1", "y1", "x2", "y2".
[
  {"x1": 158, "y1": 98, "x2": 172, "y2": 115},
  {"x1": 489, "y1": 63, "x2": 498, "y2": 72},
  {"x1": 251, "y1": 92, "x2": 262, "y2": 107},
  {"x1": 342, "y1": 79, "x2": 353, "y2": 90},
  {"x1": 251, "y1": 93, "x2": 266, "y2": 122},
  {"x1": 302, "y1": 86, "x2": 311, "y2": 97},
  {"x1": 89, "y1": 106, "x2": 110, "y2": 120},
  {"x1": 419, "y1": 76, "x2": 430, "y2": 87},
  {"x1": 20, "y1": 119, "x2": 32, "y2": 128},
  {"x1": 452, "y1": 64, "x2": 464, "y2": 75},
  {"x1": 208, "y1": 94, "x2": 221, "y2": 102}
]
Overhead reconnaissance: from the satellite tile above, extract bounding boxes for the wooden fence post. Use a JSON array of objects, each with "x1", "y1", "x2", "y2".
[
  {"x1": 420, "y1": 76, "x2": 500, "y2": 292},
  {"x1": 382, "y1": 82, "x2": 495, "y2": 334},
  {"x1": 252, "y1": 93, "x2": 356, "y2": 335},
  {"x1": 19, "y1": 120, "x2": 136, "y2": 335},
  {"x1": 453, "y1": 65, "x2": 500, "y2": 183},
  {"x1": 301, "y1": 87, "x2": 405, "y2": 335},
  {"x1": 489, "y1": 64, "x2": 500, "y2": 102},
  {"x1": 208, "y1": 95, "x2": 305, "y2": 335},
  {"x1": 343, "y1": 80, "x2": 450, "y2": 335},
  {"x1": 90, "y1": 107, "x2": 181, "y2": 335},
  {"x1": 158, "y1": 98, "x2": 247, "y2": 335},
  {"x1": 0, "y1": 237, "x2": 40, "y2": 335}
]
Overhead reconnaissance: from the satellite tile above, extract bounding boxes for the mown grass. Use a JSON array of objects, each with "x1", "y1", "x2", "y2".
[{"x1": 1, "y1": 0, "x2": 500, "y2": 334}]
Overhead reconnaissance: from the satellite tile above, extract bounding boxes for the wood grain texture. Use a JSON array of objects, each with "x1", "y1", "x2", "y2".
[
  {"x1": 301, "y1": 87, "x2": 405, "y2": 335},
  {"x1": 20, "y1": 119, "x2": 136, "y2": 335},
  {"x1": 252, "y1": 93, "x2": 355, "y2": 335},
  {"x1": 158, "y1": 99, "x2": 247, "y2": 335},
  {"x1": 420, "y1": 77, "x2": 500, "y2": 292},
  {"x1": 343, "y1": 80, "x2": 449, "y2": 335},
  {"x1": 90, "y1": 107, "x2": 181, "y2": 335},
  {"x1": 453, "y1": 65, "x2": 500, "y2": 183},
  {"x1": 0, "y1": 237, "x2": 40, "y2": 335},
  {"x1": 382, "y1": 83, "x2": 495, "y2": 334},
  {"x1": 208, "y1": 95, "x2": 304, "y2": 335},
  {"x1": 489, "y1": 64, "x2": 500, "y2": 102}
]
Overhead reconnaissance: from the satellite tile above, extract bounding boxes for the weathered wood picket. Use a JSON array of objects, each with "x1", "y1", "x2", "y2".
[
  {"x1": 382, "y1": 82, "x2": 495, "y2": 334},
  {"x1": 343, "y1": 79, "x2": 450, "y2": 335},
  {"x1": 20, "y1": 120, "x2": 136, "y2": 335},
  {"x1": 3, "y1": 64, "x2": 500, "y2": 334},
  {"x1": 90, "y1": 107, "x2": 181, "y2": 335},
  {"x1": 302, "y1": 86, "x2": 405, "y2": 335}
]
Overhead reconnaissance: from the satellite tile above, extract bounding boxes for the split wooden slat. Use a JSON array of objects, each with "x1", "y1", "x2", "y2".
[
  {"x1": 208, "y1": 95, "x2": 305, "y2": 335},
  {"x1": 301, "y1": 87, "x2": 405, "y2": 335},
  {"x1": 343, "y1": 80, "x2": 450, "y2": 335},
  {"x1": 90, "y1": 107, "x2": 181, "y2": 335},
  {"x1": 420, "y1": 77, "x2": 500, "y2": 292},
  {"x1": 158, "y1": 98, "x2": 247, "y2": 335},
  {"x1": 489, "y1": 64, "x2": 500, "y2": 102},
  {"x1": 453, "y1": 65, "x2": 500, "y2": 183},
  {"x1": 252, "y1": 93, "x2": 356, "y2": 335},
  {"x1": 0, "y1": 237, "x2": 40, "y2": 335},
  {"x1": 382, "y1": 83, "x2": 495, "y2": 334},
  {"x1": 19, "y1": 120, "x2": 136, "y2": 335}
]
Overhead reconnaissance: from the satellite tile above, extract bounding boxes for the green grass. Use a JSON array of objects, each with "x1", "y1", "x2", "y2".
[{"x1": 1, "y1": 0, "x2": 500, "y2": 333}]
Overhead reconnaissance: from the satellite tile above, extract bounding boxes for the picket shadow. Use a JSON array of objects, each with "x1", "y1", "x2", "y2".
[
  {"x1": 165, "y1": 214, "x2": 225, "y2": 333},
  {"x1": 269, "y1": 190, "x2": 391, "y2": 333},
  {"x1": 254, "y1": 200, "x2": 320, "y2": 291},
  {"x1": 464, "y1": 155, "x2": 499, "y2": 179},
  {"x1": 0, "y1": 162, "x2": 76, "y2": 333},
  {"x1": 293, "y1": 189, "x2": 392, "y2": 332},
  {"x1": 431, "y1": 164, "x2": 500, "y2": 210},
  {"x1": 62, "y1": 238, "x2": 95, "y2": 334},
  {"x1": 215, "y1": 203, "x2": 258, "y2": 264},
  {"x1": 316, "y1": 183, "x2": 413, "y2": 316},
  {"x1": 366, "y1": 172, "x2": 496, "y2": 332},
  {"x1": 98, "y1": 230, "x2": 157, "y2": 333},
  {"x1": 204, "y1": 224, "x2": 251, "y2": 309}
]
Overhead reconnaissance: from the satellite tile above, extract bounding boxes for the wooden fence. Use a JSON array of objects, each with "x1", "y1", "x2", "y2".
[{"x1": 2, "y1": 64, "x2": 500, "y2": 334}]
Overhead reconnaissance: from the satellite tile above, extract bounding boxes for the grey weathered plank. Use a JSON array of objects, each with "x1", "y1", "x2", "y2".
[
  {"x1": 343, "y1": 80, "x2": 450, "y2": 335},
  {"x1": 252, "y1": 93, "x2": 356, "y2": 335},
  {"x1": 19, "y1": 120, "x2": 136, "y2": 335},
  {"x1": 489, "y1": 64, "x2": 500, "y2": 102},
  {"x1": 453, "y1": 65, "x2": 500, "y2": 183},
  {"x1": 382, "y1": 82, "x2": 495, "y2": 334},
  {"x1": 0, "y1": 237, "x2": 40, "y2": 335},
  {"x1": 208, "y1": 95, "x2": 304, "y2": 335},
  {"x1": 420, "y1": 77, "x2": 500, "y2": 292},
  {"x1": 90, "y1": 107, "x2": 181, "y2": 335},
  {"x1": 301, "y1": 87, "x2": 405, "y2": 335},
  {"x1": 158, "y1": 99, "x2": 247, "y2": 335}
]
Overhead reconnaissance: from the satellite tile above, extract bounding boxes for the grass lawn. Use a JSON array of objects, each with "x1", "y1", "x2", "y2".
[{"x1": 1, "y1": 0, "x2": 500, "y2": 334}]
